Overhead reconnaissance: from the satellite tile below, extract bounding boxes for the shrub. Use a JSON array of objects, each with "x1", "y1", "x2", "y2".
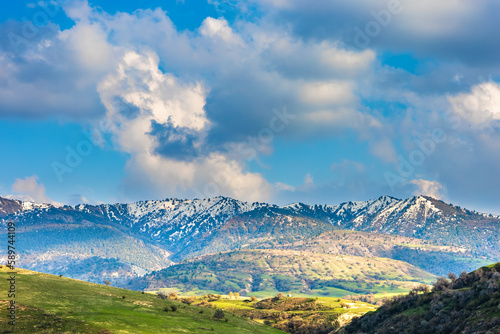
[
  {"x1": 181, "y1": 296, "x2": 197, "y2": 305},
  {"x1": 213, "y1": 308, "x2": 225, "y2": 320},
  {"x1": 170, "y1": 305, "x2": 178, "y2": 312},
  {"x1": 432, "y1": 277, "x2": 451, "y2": 292},
  {"x1": 340, "y1": 302, "x2": 350, "y2": 309}
]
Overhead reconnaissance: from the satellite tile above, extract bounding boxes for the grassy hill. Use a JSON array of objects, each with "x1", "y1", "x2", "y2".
[
  {"x1": 127, "y1": 249, "x2": 435, "y2": 298},
  {"x1": 0, "y1": 266, "x2": 283, "y2": 334},
  {"x1": 342, "y1": 262, "x2": 500, "y2": 334}
]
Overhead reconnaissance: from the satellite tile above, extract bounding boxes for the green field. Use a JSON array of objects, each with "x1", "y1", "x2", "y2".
[{"x1": 0, "y1": 267, "x2": 283, "y2": 334}]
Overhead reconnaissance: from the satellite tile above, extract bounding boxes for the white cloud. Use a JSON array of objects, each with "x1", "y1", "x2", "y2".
[
  {"x1": 275, "y1": 182, "x2": 295, "y2": 192},
  {"x1": 62, "y1": 0, "x2": 94, "y2": 22},
  {"x1": 200, "y1": 17, "x2": 243, "y2": 45},
  {"x1": 6, "y1": 176, "x2": 59, "y2": 204},
  {"x1": 410, "y1": 179, "x2": 445, "y2": 199},
  {"x1": 401, "y1": 0, "x2": 475, "y2": 36},
  {"x1": 98, "y1": 51, "x2": 209, "y2": 152},
  {"x1": 449, "y1": 82, "x2": 500, "y2": 128},
  {"x1": 320, "y1": 48, "x2": 376, "y2": 75},
  {"x1": 299, "y1": 81, "x2": 355, "y2": 105},
  {"x1": 59, "y1": 22, "x2": 116, "y2": 73},
  {"x1": 99, "y1": 51, "x2": 272, "y2": 202}
]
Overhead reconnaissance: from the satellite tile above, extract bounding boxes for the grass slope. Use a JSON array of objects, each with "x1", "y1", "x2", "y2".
[
  {"x1": 0, "y1": 266, "x2": 283, "y2": 334},
  {"x1": 128, "y1": 249, "x2": 435, "y2": 298}
]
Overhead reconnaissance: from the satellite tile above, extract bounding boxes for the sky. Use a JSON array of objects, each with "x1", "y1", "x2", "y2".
[{"x1": 0, "y1": 0, "x2": 499, "y2": 213}]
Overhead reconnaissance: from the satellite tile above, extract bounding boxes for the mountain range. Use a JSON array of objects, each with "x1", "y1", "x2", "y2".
[{"x1": 0, "y1": 195, "x2": 498, "y2": 290}]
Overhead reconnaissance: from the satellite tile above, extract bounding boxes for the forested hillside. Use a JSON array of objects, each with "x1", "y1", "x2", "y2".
[{"x1": 343, "y1": 263, "x2": 500, "y2": 334}]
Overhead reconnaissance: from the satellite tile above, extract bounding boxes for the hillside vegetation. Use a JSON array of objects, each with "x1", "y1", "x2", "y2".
[
  {"x1": 0, "y1": 266, "x2": 283, "y2": 334},
  {"x1": 188, "y1": 294, "x2": 376, "y2": 334},
  {"x1": 342, "y1": 262, "x2": 500, "y2": 334},
  {"x1": 127, "y1": 249, "x2": 435, "y2": 298},
  {"x1": 272, "y1": 230, "x2": 491, "y2": 276},
  {"x1": 172, "y1": 208, "x2": 336, "y2": 261}
]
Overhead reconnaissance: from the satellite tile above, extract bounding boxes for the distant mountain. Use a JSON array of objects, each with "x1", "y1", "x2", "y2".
[
  {"x1": 0, "y1": 195, "x2": 498, "y2": 282},
  {"x1": 170, "y1": 206, "x2": 337, "y2": 261},
  {"x1": 0, "y1": 196, "x2": 51, "y2": 217},
  {"x1": 343, "y1": 262, "x2": 500, "y2": 334}
]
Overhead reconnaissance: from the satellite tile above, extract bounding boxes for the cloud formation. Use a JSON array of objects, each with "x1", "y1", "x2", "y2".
[
  {"x1": 6, "y1": 176, "x2": 59, "y2": 204},
  {"x1": 97, "y1": 50, "x2": 272, "y2": 201},
  {"x1": 0, "y1": 0, "x2": 499, "y2": 211},
  {"x1": 410, "y1": 179, "x2": 445, "y2": 200}
]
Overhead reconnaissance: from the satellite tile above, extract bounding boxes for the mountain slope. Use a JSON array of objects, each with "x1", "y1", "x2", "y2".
[
  {"x1": 0, "y1": 197, "x2": 22, "y2": 217},
  {"x1": 0, "y1": 223, "x2": 172, "y2": 284},
  {"x1": 269, "y1": 230, "x2": 491, "y2": 276},
  {"x1": 171, "y1": 206, "x2": 337, "y2": 261},
  {"x1": 343, "y1": 262, "x2": 500, "y2": 334},
  {"x1": 126, "y1": 249, "x2": 436, "y2": 297}
]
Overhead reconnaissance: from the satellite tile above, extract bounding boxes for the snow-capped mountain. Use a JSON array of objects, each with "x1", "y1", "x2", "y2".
[
  {"x1": 71, "y1": 196, "x2": 271, "y2": 246},
  {"x1": 1, "y1": 194, "x2": 498, "y2": 281},
  {"x1": 2, "y1": 195, "x2": 498, "y2": 249}
]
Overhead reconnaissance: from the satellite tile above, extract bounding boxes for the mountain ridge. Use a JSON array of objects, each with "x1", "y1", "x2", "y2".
[{"x1": 1, "y1": 194, "x2": 498, "y2": 283}]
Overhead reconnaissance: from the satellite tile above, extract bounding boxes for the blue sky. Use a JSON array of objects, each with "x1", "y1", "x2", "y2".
[{"x1": 1, "y1": 0, "x2": 500, "y2": 213}]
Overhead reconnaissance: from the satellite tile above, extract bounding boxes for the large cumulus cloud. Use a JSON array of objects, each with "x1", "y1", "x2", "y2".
[{"x1": 0, "y1": 0, "x2": 382, "y2": 202}]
